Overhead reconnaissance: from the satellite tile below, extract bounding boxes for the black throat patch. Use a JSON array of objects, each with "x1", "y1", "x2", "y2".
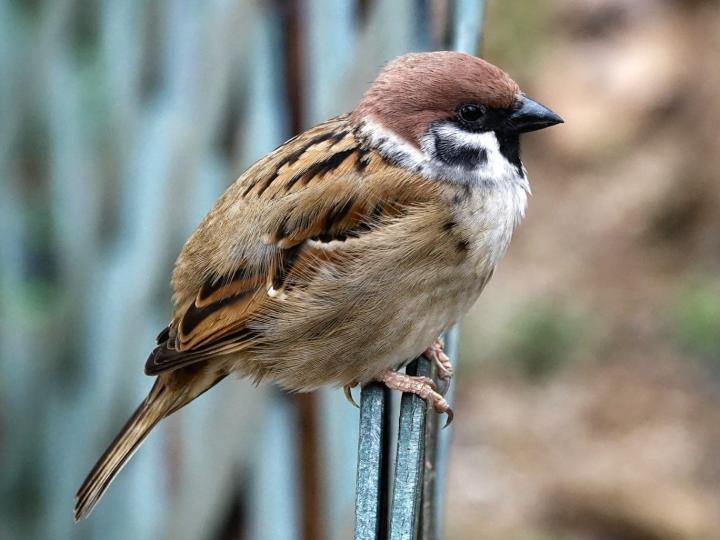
[{"x1": 495, "y1": 131, "x2": 522, "y2": 175}]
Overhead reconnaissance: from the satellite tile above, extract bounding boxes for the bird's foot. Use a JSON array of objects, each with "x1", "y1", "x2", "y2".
[
  {"x1": 423, "y1": 337, "x2": 453, "y2": 394},
  {"x1": 375, "y1": 369, "x2": 454, "y2": 426}
]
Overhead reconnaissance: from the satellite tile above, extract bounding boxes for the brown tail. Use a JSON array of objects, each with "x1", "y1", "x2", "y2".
[{"x1": 74, "y1": 380, "x2": 175, "y2": 521}]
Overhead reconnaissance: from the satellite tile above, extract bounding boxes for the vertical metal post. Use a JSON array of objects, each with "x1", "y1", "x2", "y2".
[
  {"x1": 355, "y1": 383, "x2": 392, "y2": 540},
  {"x1": 388, "y1": 358, "x2": 431, "y2": 540}
]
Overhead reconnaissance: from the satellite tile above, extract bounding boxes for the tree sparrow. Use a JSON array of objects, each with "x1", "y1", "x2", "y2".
[{"x1": 74, "y1": 51, "x2": 562, "y2": 519}]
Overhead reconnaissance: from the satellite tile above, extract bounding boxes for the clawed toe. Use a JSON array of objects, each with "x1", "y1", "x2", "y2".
[
  {"x1": 374, "y1": 369, "x2": 454, "y2": 425},
  {"x1": 424, "y1": 338, "x2": 453, "y2": 379},
  {"x1": 343, "y1": 383, "x2": 359, "y2": 408},
  {"x1": 344, "y1": 367, "x2": 454, "y2": 425},
  {"x1": 413, "y1": 375, "x2": 438, "y2": 392},
  {"x1": 435, "y1": 357, "x2": 453, "y2": 380},
  {"x1": 420, "y1": 387, "x2": 454, "y2": 427}
]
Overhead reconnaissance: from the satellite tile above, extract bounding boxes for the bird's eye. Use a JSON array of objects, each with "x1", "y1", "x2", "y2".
[{"x1": 457, "y1": 103, "x2": 487, "y2": 124}]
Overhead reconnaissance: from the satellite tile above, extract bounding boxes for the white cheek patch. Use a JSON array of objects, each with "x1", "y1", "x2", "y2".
[
  {"x1": 428, "y1": 125, "x2": 499, "y2": 149},
  {"x1": 358, "y1": 119, "x2": 529, "y2": 250},
  {"x1": 360, "y1": 119, "x2": 528, "y2": 192},
  {"x1": 421, "y1": 124, "x2": 521, "y2": 184}
]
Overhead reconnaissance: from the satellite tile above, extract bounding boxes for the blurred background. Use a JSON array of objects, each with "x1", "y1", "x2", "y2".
[{"x1": 1, "y1": 0, "x2": 719, "y2": 539}]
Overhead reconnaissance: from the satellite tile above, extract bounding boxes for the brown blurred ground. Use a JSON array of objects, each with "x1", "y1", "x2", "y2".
[{"x1": 447, "y1": 0, "x2": 720, "y2": 538}]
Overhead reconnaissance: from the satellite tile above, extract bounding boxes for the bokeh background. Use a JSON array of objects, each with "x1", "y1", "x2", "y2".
[{"x1": 2, "y1": 0, "x2": 719, "y2": 539}]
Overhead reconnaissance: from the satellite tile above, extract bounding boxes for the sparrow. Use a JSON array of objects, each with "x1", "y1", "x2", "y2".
[{"x1": 74, "y1": 51, "x2": 562, "y2": 520}]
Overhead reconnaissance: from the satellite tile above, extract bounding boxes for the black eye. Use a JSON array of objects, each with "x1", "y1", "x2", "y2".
[{"x1": 457, "y1": 103, "x2": 486, "y2": 124}]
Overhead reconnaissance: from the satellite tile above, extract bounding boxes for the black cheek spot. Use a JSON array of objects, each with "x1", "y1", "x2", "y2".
[
  {"x1": 443, "y1": 219, "x2": 457, "y2": 232},
  {"x1": 433, "y1": 134, "x2": 488, "y2": 169}
]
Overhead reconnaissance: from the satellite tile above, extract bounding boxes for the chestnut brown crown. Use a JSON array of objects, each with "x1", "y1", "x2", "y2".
[{"x1": 354, "y1": 51, "x2": 521, "y2": 148}]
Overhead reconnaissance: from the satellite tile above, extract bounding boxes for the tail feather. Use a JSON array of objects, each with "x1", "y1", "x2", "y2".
[{"x1": 74, "y1": 381, "x2": 172, "y2": 521}]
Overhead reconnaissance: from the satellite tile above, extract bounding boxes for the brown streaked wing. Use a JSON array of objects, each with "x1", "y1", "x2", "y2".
[{"x1": 145, "y1": 117, "x2": 437, "y2": 376}]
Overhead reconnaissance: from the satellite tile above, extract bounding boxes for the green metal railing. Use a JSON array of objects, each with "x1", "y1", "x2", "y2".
[{"x1": 354, "y1": 329, "x2": 459, "y2": 540}]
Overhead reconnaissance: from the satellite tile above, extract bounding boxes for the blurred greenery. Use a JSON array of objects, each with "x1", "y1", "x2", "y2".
[
  {"x1": 672, "y1": 278, "x2": 720, "y2": 361},
  {"x1": 449, "y1": 0, "x2": 720, "y2": 537},
  {"x1": 504, "y1": 300, "x2": 586, "y2": 381},
  {"x1": 483, "y1": 0, "x2": 550, "y2": 74}
]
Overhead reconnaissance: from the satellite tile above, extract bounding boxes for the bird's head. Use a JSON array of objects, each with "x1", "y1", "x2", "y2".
[{"x1": 354, "y1": 51, "x2": 562, "y2": 181}]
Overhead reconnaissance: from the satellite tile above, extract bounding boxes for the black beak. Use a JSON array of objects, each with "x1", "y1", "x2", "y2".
[{"x1": 509, "y1": 95, "x2": 563, "y2": 133}]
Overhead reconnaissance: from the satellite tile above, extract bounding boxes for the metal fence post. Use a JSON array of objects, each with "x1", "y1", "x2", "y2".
[
  {"x1": 388, "y1": 358, "x2": 431, "y2": 540},
  {"x1": 354, "y1": 384, "x2": 392, "y2": 539}
]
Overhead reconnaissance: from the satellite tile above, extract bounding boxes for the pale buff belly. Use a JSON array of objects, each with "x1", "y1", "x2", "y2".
[
  {"x1": 336, "y1": 187, "x2": 520, "y2": 386},
  {"x1": 236, "y1": 230, "x2": 501, "y2": 391},
  {"x1": 229, "y1": 187, "x2": 522, "y2": 391},
  {"x1": 365, "y1": 266, "x2": 490, "y2": 380}
]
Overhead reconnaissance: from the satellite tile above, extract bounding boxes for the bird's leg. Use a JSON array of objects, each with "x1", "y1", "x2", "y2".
[
  {"x1": 343, "y1": 382, "x2": 359, "y2": 408},
  {"x1": 374, "y1": 369, "x2": 454, "y2": 426},
  {"x1": 423, "y1": 337, "x2": 454, "y2": 394}
]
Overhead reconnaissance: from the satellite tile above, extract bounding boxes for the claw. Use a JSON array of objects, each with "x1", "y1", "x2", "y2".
[
  {"x1": 343, "y1": 383, "x2": 359, "y2": 408},
  {"x1": 442, "y1": 407, "x2": 454, "y2": 428}
]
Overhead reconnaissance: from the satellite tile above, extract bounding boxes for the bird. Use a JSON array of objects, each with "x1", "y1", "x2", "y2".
[{"x1": 74, "y1": 51, "x2": 562, "y2": 520}]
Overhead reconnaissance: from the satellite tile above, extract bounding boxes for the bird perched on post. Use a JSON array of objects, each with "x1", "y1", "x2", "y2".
[{"x1": 74, "y1": 51, "x2": 561, "y2": 519}]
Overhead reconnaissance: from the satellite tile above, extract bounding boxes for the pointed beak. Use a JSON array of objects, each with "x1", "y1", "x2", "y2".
[{"x1": 509, "y1": 95, "x2": 563, "y2": 133}]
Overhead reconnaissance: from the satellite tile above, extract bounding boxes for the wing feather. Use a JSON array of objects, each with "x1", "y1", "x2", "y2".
[{"x1": 145, "y1": 115, "x2": 439, "y2": 375}]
